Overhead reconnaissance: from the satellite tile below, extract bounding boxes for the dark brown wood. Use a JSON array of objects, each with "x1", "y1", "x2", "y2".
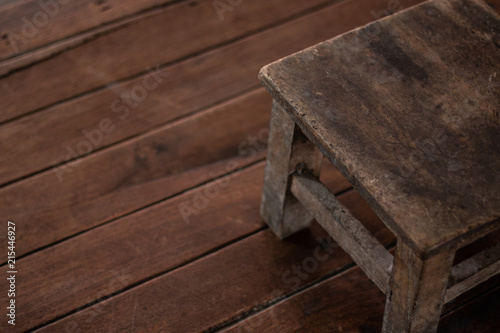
[
  {"x1": 439, "y1": 287, "x2": 500, "y2": 332},
  {"x1": 1, "y1": 164, "x2": 267, "y2": 332},
  {"x1": 0, "y1": 89, "x2": 271, "y2": 260},
  {"x1": 446, "y1": 242, "x2": 500, "y2": 302},
  {"x1": 0, "y1": 0, "x2": 176, "y2": 61},
  {"x1": 259, "y1": 0, "x2": 500, "y2": 257},
  {"x1": 31, "y1": 189, "x2": 394, "y2": 333},
  {"x1": 261, "y1": 0, "x2": 500, "y2": 253},
  {"x1": 0, "y1": 0, "x2": 334, "y2": 123},
  {"x1": 223, "y1": 267, "x2": 388, "y2": 333},
  {"x1": 0, "y1": 161, "x2": 349, "y2": 332},
  {"x1": 259, "y1": 1, "x2": 500, "y2": 331},
  {"x1": 0, "y1": 0, "x2": 498, "y2": 331},
  {"x1": 290, "y1": 173, "x2": 392, "y2": 292},
  {"x1": 222, "y1": 268, "x2": 500, "y2": 333},
  {"x1": 260, "y1": 100, "x2": 323, "y2": 238},
  {"x1": 0, "y1": 0, "x2": 422, "y2": 187}
]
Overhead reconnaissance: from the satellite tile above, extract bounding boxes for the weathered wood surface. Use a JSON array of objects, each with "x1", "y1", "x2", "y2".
[
  {"x1": 0, "y1": 0, "x2": 335, "y2": 123},
  {"x1": 33, "y1": 188, "x2": 394, "y2": 333},
  {"x1": 0, "y1": 89, "x2": 271, "y2": 261},
  {"x1": 0, "y1": 0, "x2": 421, "y2": 187},
  {"x1": 446, "y1": 242, "x2": 500, "y2": 302},
  {"x1": 0, "y1": 0, "x2": 175, "y2": 61},
  {"x1": 260, "y1": 101, "x2": 323, "y2": 238},
  {"x1": 291, "y1": 173, "x2": 393, "y2": 292},
  {"x1": 1, "y1": 164, "x2": 267, "y2": 332},
  {"x1": 382, "y1": 243, "x2": 455, "y2": 332},
  {"x1": 0, "y1": 161, "x2": 349, "y2": 332},
  {"x1": 0, "y1": 0, "x2": 497, "y2": 331},
  {"x1": 222, "y1": 267, "x2": 500, "y2": 333},
  {"x1": 259, "y1": 0, "x2": 500, "y2": 256}
]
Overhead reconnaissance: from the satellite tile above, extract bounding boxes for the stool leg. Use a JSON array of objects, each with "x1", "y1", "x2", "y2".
[
  {"x1": 382, "y1": 242, "x2": 455, "y2": 333},
  {"x1": 260, "y1": 99, "x2": 322, "y2": 238}
]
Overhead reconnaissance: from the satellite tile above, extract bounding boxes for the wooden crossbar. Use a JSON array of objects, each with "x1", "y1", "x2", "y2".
[
  {"x1": 445, "y1": 242, "x2": 500, "y2": 303},
  {"x1": 290, "y1": 173, "x2": 393, "y2": 293}
]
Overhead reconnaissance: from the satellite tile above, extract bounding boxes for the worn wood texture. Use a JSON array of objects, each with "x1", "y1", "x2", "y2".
[
  {"x1": 259, "y1": 0, "x2": 500, "y2": 256},
  {"x1": 0, "y1": 89, "x2": 271, "y2": 260},
  {"x1": 382, "y1": 243, "x2": 455, "y2": 332},
  {"x1": 0, "y1": 0, "x2": 421, "y2": 187},
  {"x1": 0, "y1": 0, "x2": 334, "y2": 123},
  {"x1": 260, "y1": 100, "x2": 323, "y2": 238},
  {"x1": 290, "y1": 173, "x2": 392, "y2": 292},
  {"x1": 446, "y1": 242, "x2": 500, "y2": 302},
  {"x1": 223, "y1": 268, "x2": 500, "y2": 333},
  {"x1": 0, "y1": 0, "x2": 498, "y2": 331},
  {"x1": 33, "y1": 189, "x2": 394, "y2": 333},
  {"x1": 0, "y1": 164, "x2": 267, "y2": 332},
  {"x1": 0, "y1": 0, "x2": 175, "y2": 61},
  {"x1": 0, "y1": 161, "x2": 349, "y2": 332}
]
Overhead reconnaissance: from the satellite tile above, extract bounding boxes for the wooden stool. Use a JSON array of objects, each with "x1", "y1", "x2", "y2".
[{"x1": 259, "y1": 0, "x2": 500, "y2": 331}]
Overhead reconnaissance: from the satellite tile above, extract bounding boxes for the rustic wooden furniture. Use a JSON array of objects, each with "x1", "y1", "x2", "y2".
[{"x1": 259, "y1": 0, "x2": 500, "y2": 331}]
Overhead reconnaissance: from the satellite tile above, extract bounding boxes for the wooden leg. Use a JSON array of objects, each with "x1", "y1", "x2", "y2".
[
  {"x1": 260, "y1": 99, "x2": 322, "y2": 238},
  {"x1": 382, "y1": 242, "x2": 455, "y2": 333}
]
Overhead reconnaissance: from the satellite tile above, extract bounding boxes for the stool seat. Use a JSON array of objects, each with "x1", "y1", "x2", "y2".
[{"x1": 259, "y1": 0, "x2": 500, "y2": 256}]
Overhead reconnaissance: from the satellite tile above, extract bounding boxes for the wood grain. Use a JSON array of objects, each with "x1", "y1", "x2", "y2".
[
  {"x1": 446, "y1": 242, "x2": 500, "y2": 302},
  {"x1": 0, "y1": 159, "x2": 349, "y2": 332},
  {"x1": 291, "y1": 173, "x2": 392, "y2": 293},
  {"x1": 222, "y1": 268, "x2": 500, "y2": 333},
  {"x1": 0, "y1": 164, "x2": 267, "y2": 332},
  {"x1": 0, "y1": 0, "x2": 175, "y2": 61},
  {"x1": 382, "y1": 243, "x2": 455, "y2": 332},
  {"x1": 0, "y1": 0, "x2": 420, "y2": 186},
  {"x1": 260, "y1": 100, "x2": 323, "y2": 238},
  {"x1": 0, "y1": 89, "x2": 272, "y2": 260},
  {"x1": 0, "y1": 0, "x2": 333, "y2": 123},
  {"x1": 32, "y1": 188, "x2": 394, "y2": 333},
  {"x1": 259, "y1": 0, "x2": 500, "y2": 256}
]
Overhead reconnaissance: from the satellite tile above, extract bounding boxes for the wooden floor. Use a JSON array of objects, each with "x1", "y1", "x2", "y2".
[{"x1": 0, "y1": 0, "x2": 499, "y2": 331}]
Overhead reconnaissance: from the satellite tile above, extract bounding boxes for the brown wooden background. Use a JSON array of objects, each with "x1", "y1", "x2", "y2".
[{"x1": 0, "y1": 0, "x2": 498, "y2": 331}]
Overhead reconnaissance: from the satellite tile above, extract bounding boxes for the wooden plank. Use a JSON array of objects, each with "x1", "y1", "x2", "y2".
[
  {"x1": 0, "y1": 1, "x2": 179, "y2": 77},
  {"x1": 223, "y1": 267, "x2": 387, "y2": 333},
  {"x1": 0, "y1": 0, "x2": 334, "y2": 123},
  {"x1": 0, "y1": 0, "x2": 176, "y2": 61},
  {"x1": 31, "y1": 188, "x2": 395, "y2": 332},
  {"x1": 446, "y1": 242, "x2": 500, "y2": 302},
  {"x1": 259, "y1": 0, "x2": 500, "y2": 256},
  {"x1": 290, "y1": 173, "x2": 392, "y2": 292},
  {"x1": 0, "y1": 161, "x2": 348, "y2": 332},
  {"x1": 221, "y1": 269, "x2": 500, "y2": 333},
  {"x1": 260, "y1": 100, "x2": 323, "y2": 238},
  {"x1": 222, "y1": 267, "x2": 500, "y2": 333},
  {"x1": 0, "y1": 87, "x2": 352, "y2": 262},
  {"x1": 0, "y1": 0, "x2": 418, "y2": 187},
  {"x1": 0, "y1": 164, "x2": 267, "y2": 332},
  {"x1": 0, "y1": 89, "x2": 272, "y2": 260}
]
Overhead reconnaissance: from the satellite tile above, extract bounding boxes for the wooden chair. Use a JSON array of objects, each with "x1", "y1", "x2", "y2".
[{"x1": 258, "y1": 0, "x2": 500, "y2": 331}]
